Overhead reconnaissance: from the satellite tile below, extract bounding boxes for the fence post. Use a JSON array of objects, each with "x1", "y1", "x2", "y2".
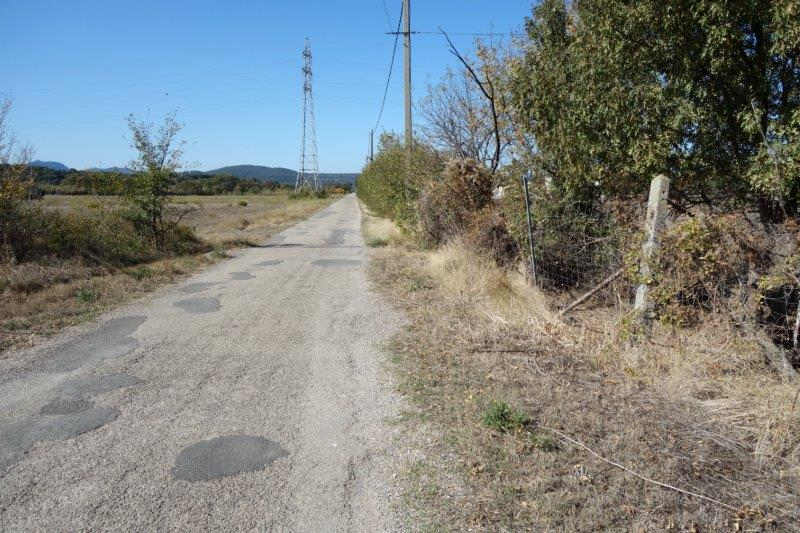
[
  {"x1": 521, "y1": 172, "x2": 537, "y2": 285},
  {"x1": 634, "y1": 174, "x2": 670, "y2": 318}
]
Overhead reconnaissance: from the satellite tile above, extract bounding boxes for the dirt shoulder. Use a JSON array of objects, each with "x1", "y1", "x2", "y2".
[{"x1": 363, "y1": 211, "x2": 799, "y2": 531}]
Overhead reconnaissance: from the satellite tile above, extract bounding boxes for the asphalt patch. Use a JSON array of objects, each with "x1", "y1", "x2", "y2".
[
  {"x1": 40, "y1": 398, "x2": 93, "y2": 415},
  {"x1": 311, "y1": 259, "x2": 362, "y2": 267},
  {"x1": 172, "y1": 435, "x2": 288, "y2": 482},
  {"x1": 255, "y1": 260, "x2": 283, "y2": 267},
  {"x1": 38, "y1": 316, "x2": 147, "y2": 373},
  {"x1": 174, "y1": 297, "x2": 221, "y2": 314},
  {"x1": 58, "y1": 373, "x2": 144, "y2": 398},
  {"x1": 230, "y1": 272, "x2": 255, "y2": 280},
  {"x1": 180, "y1": 282, "x2": 217, "y2": 294},
  {"x1": 0, "y1": 407, "x2": 120, "y2": 471}
]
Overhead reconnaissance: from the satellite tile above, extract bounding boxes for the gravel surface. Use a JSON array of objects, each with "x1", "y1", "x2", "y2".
[{"x1": 0, "y1": 194, "x2": 404, "y2": 531}]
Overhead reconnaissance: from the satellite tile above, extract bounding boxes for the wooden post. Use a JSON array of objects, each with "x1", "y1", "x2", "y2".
[{"x1": 634, "y1": 175, "x2": 670, "y2": 317}]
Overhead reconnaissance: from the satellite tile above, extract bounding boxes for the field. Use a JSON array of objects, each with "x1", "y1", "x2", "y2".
[{"x1": 1, "y1": 192, "x2": 337, "y2": 352}]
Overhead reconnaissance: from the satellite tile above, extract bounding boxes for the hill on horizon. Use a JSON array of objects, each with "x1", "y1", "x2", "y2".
[
  {"x1": 31, "y1": 160, "x2": 69, "y2": 171},
  {"x1": 27, "y1": 161, "x2": 358, "y2": 185},
  {"x1": 206, "y1": 165, "x2": 359, "y2": 185}
]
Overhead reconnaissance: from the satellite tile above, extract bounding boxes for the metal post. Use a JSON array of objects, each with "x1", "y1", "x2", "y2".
[{"x1": 521, "y1": 172, "x2": 537, "y2": 285}]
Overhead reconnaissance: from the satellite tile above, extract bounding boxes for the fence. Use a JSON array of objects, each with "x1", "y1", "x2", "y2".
[{"x1": 518, "y1": 172, "x2": 800, "y2": 373}]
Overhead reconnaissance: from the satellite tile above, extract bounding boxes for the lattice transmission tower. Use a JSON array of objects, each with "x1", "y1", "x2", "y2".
[{"x1": 295, "y1": 38, "x2": 319, "y2": 191}]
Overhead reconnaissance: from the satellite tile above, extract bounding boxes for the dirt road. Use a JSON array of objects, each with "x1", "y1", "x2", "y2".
[{"x1": 0, "y1": 194, "x2": 403, "y2": 531}]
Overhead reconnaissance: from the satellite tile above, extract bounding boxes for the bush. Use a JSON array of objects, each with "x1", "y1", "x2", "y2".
[
  {"x1": 238, "y1": 200, "x2": 248, "y2": 206},
  {"x1": 464, "y1": 208, "x2": 519, "y2": 268},
  {"x1": 418, "y1": 158, "x2": 494, "y2": 247},
  {"x1": 2, "y1": 202, "x2": 207, "y2": 268},
  {"x1": 649, "y1": 215, "x2": 771, "y2": 326},
  {"x1": 356, "y1": 132, "x2": 444, "y2": 231}
]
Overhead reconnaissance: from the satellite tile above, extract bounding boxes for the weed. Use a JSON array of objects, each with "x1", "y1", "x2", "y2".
[
  {"x1": 238, "y1": 200, "x2": 248, "y2": 206},
  {"x1": 482, "y1": 400, "x2": 530, "y2": 433},
  {"x1": 366, "y1": 237, "x2": 389, "y2": 247},
  {"x1": 127, "y1": 266, "x2": 154, "y2": 280},
  {"x1": 75, "y1": 287, "x2": 97, "y2": 303}
]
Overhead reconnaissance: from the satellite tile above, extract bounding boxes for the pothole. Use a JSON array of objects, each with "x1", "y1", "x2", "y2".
[
  {"x1": 230, "y1": 272, "x2": 255, "y2": 280},
  {"x1": 174, "y1": 297, "x2": 221, "y2": 314},
  {"x1": 172, "y1": 435, "x2": 288, "y2": 482}
]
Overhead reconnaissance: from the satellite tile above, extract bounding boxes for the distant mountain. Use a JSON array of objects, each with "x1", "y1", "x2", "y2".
[
  {"x1": 87, "y1": 166, "x2": 134, "y2": 174},
  {"x1": 31, "y1": 160, "x2": 69, "y2": 171},
  {"x1": 205, "y1": 164, "x2": 358, "y2": 185},
  {"x1": 207, "y1": 165, "x2": 297, "y2": 182}
]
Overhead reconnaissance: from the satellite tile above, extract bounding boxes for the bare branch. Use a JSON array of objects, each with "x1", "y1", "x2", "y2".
[{"x1": 440, "y1": 28, "x2": 502, "y2": 173}]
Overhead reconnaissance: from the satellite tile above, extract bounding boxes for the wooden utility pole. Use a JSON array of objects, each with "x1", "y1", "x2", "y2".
[
  {"x1": 402, "y1": 0, "x2": 412, "y2": 175},
  {"x1": 369, "y1": 129, "x2": 374, "y2": 163}
]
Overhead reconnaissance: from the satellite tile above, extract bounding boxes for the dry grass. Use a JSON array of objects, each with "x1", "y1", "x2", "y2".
[
  {"x1": 41, "y1": 192, "x2": 336, "y2": 247},
  {"x1": 0, "y1": 254, "x2": 213, "y2": 353},
  {"x1": 1, "y1": 192, "x2": 338, "y2": 352},
  {"x1": 367, "y1": 218, "x2": 799, "y2": 531},
  {"x1": 360, "y1": 202, "x2": 404, "y2": 248}
]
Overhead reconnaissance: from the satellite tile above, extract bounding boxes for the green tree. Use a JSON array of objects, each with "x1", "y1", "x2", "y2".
[
  {"x1": 126, "y1": 112, "x2": 184, "y2": 248},
  {"x1": 510, "y1": 0, "x2": 800, "y2": 218}
]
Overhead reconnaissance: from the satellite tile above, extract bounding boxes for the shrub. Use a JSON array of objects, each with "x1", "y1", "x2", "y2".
[
  {"x1": 464, "y1": 207, "x2": 519, "y2": 268},
  {"x1": 649, "y1": 215, "x2": 769, "y2": 326},
  {"x1": 238, "y1": 200, "x2": 248, "y2": 206},
  {"x1": 418, "y1": 158, "x2": 494, "y2": 247},
  {"x1": 356, "y1": 132, "x2": 444, "y2": 231}
]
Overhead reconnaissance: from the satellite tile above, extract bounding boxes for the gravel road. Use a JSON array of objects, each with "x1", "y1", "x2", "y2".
[{"x1": 0, "y1": 194, "x2": 403, "y2": 531}]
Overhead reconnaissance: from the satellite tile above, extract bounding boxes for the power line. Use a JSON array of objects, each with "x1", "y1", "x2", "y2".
[
  {"x1": 373, "y1": 1, "x2": 403, "y2": 133},
  {"x1": 381, "y1": 0, "x2": 393, "y2": 32}
]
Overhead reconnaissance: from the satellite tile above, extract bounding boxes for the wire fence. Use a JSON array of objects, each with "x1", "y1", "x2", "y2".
[{"x1": 517, "y1": 172, "x2": 800, "y2": 366}]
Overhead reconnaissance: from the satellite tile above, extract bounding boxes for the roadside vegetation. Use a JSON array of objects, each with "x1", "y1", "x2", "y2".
[
  {"x1": 361, "y1": 1, "x2": 800, "y2": 530},
  {"x1": 0, "y1": 102, "x2": 341, "y2": 352}
]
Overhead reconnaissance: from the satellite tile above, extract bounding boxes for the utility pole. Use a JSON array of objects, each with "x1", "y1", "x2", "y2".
[
  {"x1": 402, "y1": 0, "x2": 412, "y2": 177},
  {"x1": 369, "y1": 129, "x2": 374, "y2": 163}
]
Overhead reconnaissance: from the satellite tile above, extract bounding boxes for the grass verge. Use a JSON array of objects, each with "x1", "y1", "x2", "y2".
[{"x1": 366, "y1": 215, "x2": 799, "y2": 531}]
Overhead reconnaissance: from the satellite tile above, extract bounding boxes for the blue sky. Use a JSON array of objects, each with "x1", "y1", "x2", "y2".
[{"x1": 0, "y1": 1, "x2": 532, "y2": 173}]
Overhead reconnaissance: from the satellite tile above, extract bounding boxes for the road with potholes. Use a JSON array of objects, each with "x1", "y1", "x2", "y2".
[{"x1": 0, "y1": 194, "x2": 403, "y2": 531}]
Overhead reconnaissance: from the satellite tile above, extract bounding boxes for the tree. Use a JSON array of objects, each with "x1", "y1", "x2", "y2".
[
  {"x1": 510, "y1": 0, "x2": 800, "y2": 218},
  {"x1": 0, "y1": 98, "x2": 34, "y2": 261},
  {"x1": 420, "y1": 67, "x2": 500, "y2": 167},
  {"x1": 126, "y1": 112, "x2": 184, "y2": 248}
]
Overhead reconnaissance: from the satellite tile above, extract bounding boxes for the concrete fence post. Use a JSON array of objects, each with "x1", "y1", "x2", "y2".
[{"x1": 634, "y1": 174, "x2": 670, "y2": 317}]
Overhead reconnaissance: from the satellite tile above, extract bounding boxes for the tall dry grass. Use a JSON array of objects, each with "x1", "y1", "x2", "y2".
[{"x1": 369, "y1": 219, "x2": 800, "y2": 530}]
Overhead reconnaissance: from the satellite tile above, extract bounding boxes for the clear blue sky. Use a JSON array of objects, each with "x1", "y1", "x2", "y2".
[{"x1": 0, "y1": 1, "x2": 532, "y2": 173}]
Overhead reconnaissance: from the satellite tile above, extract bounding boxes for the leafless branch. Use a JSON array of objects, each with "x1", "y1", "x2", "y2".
[{"x1": 440, "y1": 28, "x2": 502, "y2": 173}]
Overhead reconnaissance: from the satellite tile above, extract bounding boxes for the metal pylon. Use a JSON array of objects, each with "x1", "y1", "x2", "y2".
[{"x1": 296, "y1": 38, "x2": 319, "y2": 191}]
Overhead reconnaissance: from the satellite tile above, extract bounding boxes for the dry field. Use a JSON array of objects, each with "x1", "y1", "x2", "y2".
[
  {"x1": 362, "y1": 207, "x2": 800, "y2": 532},
  {"x1": 1, "y1": 192, "x2": 337, "y2": 352}
]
